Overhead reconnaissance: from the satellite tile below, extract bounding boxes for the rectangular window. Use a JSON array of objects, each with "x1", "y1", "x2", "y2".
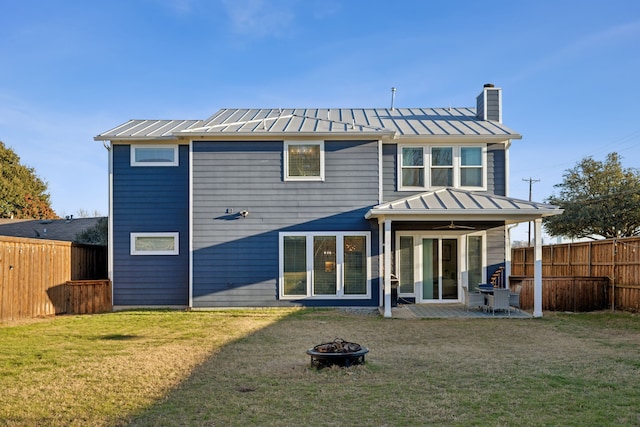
[
  {"x1": 398, "y1": 236, "x2": 414, "y2": 294},
  {"x1": 344, "y1": 236, "x2": 367, "y2": 295},
  {"x1": 284, "y1": 141, "x2": 324, "y2": 180},
  {"x1": 431, "y1": 147, "x2": 453, "y2": 187},
  {"x1": 313, "y1": 236, "x2": 337, "y2": 295},
  {"x1": 283, "y1": 236, "x2": 307, "y2": 295},
  {"x1": 279, "y1": 232, "x2": 370, "y2": 298},
  {"x1": 460, "y1": 147, "x2": 483, "y2": 187},
  {"x1": 130, "y1": 232, "x2": 179, "y2": 255},
  {"x1": 401, "y1": 147, "x2": 425, "y2": 187},
  {"x1": 131, "y1": 145, "x2": 179, "y2": 166},
  {"x1": 467, "y1": 235, "x2": 483, "y2": 291},
  {"x1": 397, "y1": 144, "x2": 486, "y2": 190}
]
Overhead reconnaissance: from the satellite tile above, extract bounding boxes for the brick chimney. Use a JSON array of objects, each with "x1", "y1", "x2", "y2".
[{"x1": 476, "y1": 83, "x2": 502, "y2": 123}]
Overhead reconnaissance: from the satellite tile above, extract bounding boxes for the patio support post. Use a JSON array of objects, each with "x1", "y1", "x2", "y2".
[
  {"x1": 384, "y1": 219, "x2": 392, "y2": 318},
  {"x1": 533, "y1": 218, "x2": 543, "y2": 317},
  {"x1": 505, "y1": 225, "x2": 512, "y2": 289}
]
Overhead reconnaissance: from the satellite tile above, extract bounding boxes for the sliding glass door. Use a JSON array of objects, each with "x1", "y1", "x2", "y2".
[{"x1": 397, "y1": 235, "x2": 460, "y2": 302}]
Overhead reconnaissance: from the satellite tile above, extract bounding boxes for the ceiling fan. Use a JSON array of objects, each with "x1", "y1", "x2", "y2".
[{"x1": 433, "y1": 221, "x2": 476, "y2": 230}]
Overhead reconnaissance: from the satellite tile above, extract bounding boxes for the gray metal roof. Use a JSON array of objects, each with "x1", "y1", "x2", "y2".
[
  {"x1": 95, "y1": 108, "x2": 521, "y2": 141},
  {"x1": 365, "y1": 188, "x2": 562, "y2": 222}
]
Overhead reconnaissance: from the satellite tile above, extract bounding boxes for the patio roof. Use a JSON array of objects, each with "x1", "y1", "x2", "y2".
[{"x1": 365, "y1": 188, "x2": 562, "y2": 223}]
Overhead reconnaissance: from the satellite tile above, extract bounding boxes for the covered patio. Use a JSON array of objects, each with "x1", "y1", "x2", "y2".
[{"x1": 366, "y1": 188, "x2": 563, "y2": 319}]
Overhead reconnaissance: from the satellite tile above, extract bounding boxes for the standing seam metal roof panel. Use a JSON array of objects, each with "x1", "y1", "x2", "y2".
[{"x1": 96, "y1": 107, "x2": 522, "y2": 140}]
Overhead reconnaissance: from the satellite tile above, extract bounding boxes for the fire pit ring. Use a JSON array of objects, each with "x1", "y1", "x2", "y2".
[{"x1": 306, "y1": 338, "x2": 369, "y2": 367}]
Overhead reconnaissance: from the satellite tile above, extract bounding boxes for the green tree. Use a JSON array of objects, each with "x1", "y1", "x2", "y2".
[
  {"x1": 75, "y1": 217, "x2": 108, "y2": 245},
  {"x1": 544, "y1": 152, "x2": 640, "y2": 239},
  {"x1": 0, "y1": 141, "x2": 57, "y2": 219}
]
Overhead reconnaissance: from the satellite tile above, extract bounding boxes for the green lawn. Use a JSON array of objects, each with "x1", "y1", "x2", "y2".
[{"x1": 1, "y1": 309, "x2": 639, "y2": 426}]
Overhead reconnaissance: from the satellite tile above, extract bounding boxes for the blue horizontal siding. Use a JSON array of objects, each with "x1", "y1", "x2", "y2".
[{"x1": 112, "y1": 144, "x2": 189, "y2": 306}]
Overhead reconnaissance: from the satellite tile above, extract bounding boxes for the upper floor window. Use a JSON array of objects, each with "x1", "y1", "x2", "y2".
[
  {"x1": 460, "y1": 147, "x2": 483, "y2": 187},
  {"x1": 130, "y1": 232, "x2": 179, "y2": 255},
  {"x1": 401, "y1": 147, "x2": 424, "y2": 187},
  {"x1": 398, "y1": 144, "x2": 486, "y2": 191},
  {"x1": 284, "y1": 141, "x2": 324, "y2": 181},
  {"x1": 131, "y1": 145, "x2": 179, "y2": 167},
  {"x1": 431, "y1": 147, "x2": 453, "y2": 187}
]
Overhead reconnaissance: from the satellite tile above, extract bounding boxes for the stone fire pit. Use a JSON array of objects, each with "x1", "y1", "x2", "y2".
[{"x1": 306, "y1": 338, "x2": 369, "y2": 367}]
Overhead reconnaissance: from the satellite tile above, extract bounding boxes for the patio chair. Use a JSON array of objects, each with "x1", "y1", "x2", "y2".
[
  {"x1": 509, "y1": 284, "x2": 521, "y2": 309},
  {"x1": 463, "y1": 287, "x2": 485, "y2": 312},
  {"x1": 486, "y1": 288, "x2": 511, "y2": 316}
]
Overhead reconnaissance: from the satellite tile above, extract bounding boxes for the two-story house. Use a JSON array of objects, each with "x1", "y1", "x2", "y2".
[{"x1": 95, "y1": 84, "x2": 561, "y2": 317}]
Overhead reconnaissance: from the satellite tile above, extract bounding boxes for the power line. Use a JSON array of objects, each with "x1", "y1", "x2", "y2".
[{"x1": 523, "y1": 177, "x2": 541, "y2": 245}]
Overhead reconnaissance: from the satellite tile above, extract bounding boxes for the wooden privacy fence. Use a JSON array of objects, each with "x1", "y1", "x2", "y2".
[
  {"x1": 66, "y1": 280, "x2": 111, "y2": 315},
  {"x1": 0, "y1": 236, "x2": 109, "y2": 322},
  {"x1": 510, "y1": 276, "x2": 609, "y2": 312},
  {"x1": 511, "y1": 236, "x2": 640, "y2": 312}
]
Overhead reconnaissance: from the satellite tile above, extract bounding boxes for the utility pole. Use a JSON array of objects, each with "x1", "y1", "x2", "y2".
[{"x1": 523, "y1": 177, "x2": 541, "y2": 246}]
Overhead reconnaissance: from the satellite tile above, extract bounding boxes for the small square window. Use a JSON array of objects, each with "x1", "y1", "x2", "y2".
[
  {"x1": 131, "y1": 232, "x2": 179, "y2": 255},
  {"x1": 131, "y1": 145, "x2": 179, "y2": 166},
  {"x1": 285, "y1": 141, "x2": 324, "y2": 180}
]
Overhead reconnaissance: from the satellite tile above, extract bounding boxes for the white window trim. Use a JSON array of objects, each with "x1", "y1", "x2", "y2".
[
  {"x1": 284, "y1": 140, "x2": 325, "y2": 181},
  {"x1": 397, "y1": 144, "x2": 487, "y2": 191},
  {"x1": 398, "y1": 146, "x2": 426, "y2": 191},
  {"x1": 131, "y1": 144, "x2": 179, "y2": 167},
  {"x1": 458, "y1": 145, "x2": 487, "y2": 191},
  {"x1": 130, "y1": 232, "x2": 179, "y2": 255},
  {"x1": 278, "y1": 231, "x2": 371, "y2": 299}
]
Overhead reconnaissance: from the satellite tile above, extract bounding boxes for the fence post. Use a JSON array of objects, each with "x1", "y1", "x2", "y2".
[{"x1": 611, "y1": 239, "x2": 616, "y2": 312}]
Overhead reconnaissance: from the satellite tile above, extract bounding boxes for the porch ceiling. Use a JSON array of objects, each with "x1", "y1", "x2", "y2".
[{"x1": 365, "y1": 188, "x2": 562, "y2": 224}]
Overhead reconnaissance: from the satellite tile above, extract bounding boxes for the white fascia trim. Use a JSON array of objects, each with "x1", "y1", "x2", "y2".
[
  {"x1": 387, "y1": 135, "x2": 522, "y2": 143},
  {"x1": 364, "y1": 210, "x2": 562, "y2": 221}
]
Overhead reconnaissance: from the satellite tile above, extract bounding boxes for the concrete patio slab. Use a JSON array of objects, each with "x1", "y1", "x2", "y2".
[{"x1": 390, "y1": 304, "x2": 532, "y2": 319}]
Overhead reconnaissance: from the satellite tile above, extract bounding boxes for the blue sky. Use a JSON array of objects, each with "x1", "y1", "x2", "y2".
[{"x1": 1, "y1": 0, "x2": 639, "y2": 242}]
